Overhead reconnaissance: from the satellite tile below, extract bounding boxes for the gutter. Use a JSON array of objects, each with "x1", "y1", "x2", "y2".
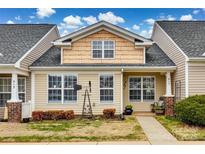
[
  {"x1": 29, "y1": 66, "x2": 177, "y2": 71},
  {"x1": 188, "y1": 57, "x2": 205, "y2": 62}
]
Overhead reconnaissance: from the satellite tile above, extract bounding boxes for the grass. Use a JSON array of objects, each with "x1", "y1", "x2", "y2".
[
  {"x1": 156, "y1": 116, "x2": 205, "y2": 141},
  {"x1": 0, "y1": 116, "x2": 147, "y2": 142},
  {"x1": 29, "y1": 118, "x2": 102, "y2": 131}
]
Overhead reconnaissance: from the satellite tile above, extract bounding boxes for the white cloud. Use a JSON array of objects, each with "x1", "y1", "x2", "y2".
[
  {"x1": 159, "y1": 15, "x2": 176, "y2": 21},
  {"x1": 144, "y1": 18, "x2": 155, "y2": 25},
  {"x1": 193, "y1": 10, "x2": 200, "y2": 15},
  {"x1": 28, "y1": 20, "x2": 32, "y2": 23},
  {"x1": 140, "y1": 27, "x2": 153, "y2": 38},
  {"x1": 125, "y1": 27, "x2": 130, "y2": 31},
  {"x1": 61, "y1": 30, "x2": 69, "y2": 36},
  {"x1": 98, "y1": 12, "x2": 125, "y2": 24},
  {"x1": 36, "y1": 8, "x2": 56, "y2": 19},
  {"x1": 6, "y1": 20, "x2": 14, "y2": 24},
  {"x1": 83, "y1": 16, "x2": 97, "y2": 25},
  {"x1": 29, "y1": 16, "x2": 35, "y2": 19},
  {"x1": 132, "y1": 24, "x2": 140, "y2": 30},
  {"x1": 62, "y1": 15, "x2": 83, "y2": 29},
  {"x1": 15, "y1": 16, "x2": 21, "y2": 21},
  {"x1": 180, "y1": 14, "x2": 193, "y2": 21}
]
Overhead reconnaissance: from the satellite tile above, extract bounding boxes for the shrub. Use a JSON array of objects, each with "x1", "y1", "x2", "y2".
[
  {"x1": 174, "y1": 95, "x2": 205, "y2": 126},
  {"x1": 32, "y1": 111, "x2": 43, "y2": 121},
  {"x1": 43, "y1": 110, "x2": 64, "y2": 120},
  {"x1": 103, "y1": 108, "x2": 116, "y2": 119},
  {"x1": 64, "y1": 110, "x2": 75, "y2": 120}
]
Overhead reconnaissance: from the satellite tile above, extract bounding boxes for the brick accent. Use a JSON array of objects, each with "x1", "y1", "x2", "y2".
[
  {"x1": 164, "y1": 96, "x2": 175, "y2": 116},
  {"x1": 7, "y1": 101, "x2": 22, "y2": 122}
]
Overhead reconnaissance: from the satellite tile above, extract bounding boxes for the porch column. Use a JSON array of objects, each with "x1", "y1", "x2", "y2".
[
  {"x1": 165, "y1": 72, "x2": 172, "y2": 96},
  {"x1": 164, "y1": 72, "x2": 174, "y2": 116},
  {"x1": 10, "y1": 73, "x2": 20, "y2": 101},
  {"x1": 7, "y1": 73, "x2": 22, "y2": 122}
]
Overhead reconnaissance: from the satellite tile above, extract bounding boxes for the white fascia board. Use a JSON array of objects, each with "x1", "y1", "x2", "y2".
[
  {"x1": 55, "y1": 21, "x2": 151, "y2": 43},
  {"x1": 14, "y1": 26, "x2": 57, "y2": 68},
  {"x1": 52, "y1": 42, "x2": 71, "y2": 46},
  {"x1": 188, "y1": 57, "x2": 205, "y2": 62},
  {"x1": 135, "y1": 42, "x2": 153, "y2": 46},
  {"x1": 30, "y1": 66, "x2": 176, "y2": 72}
]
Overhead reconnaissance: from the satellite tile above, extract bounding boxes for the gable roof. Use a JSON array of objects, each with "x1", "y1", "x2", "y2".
[
  {"x1": 157, "y1": 21, "x2": 205, "y2": 58},
  {"x1": 54, "y1": 21, "x2": 152, "y2": 45},
  {"x1": 31, "y1": 43, "x2": 175, "y2": 68},
  {"x1": 0, "y1": 24, "x2": 56, "y2": 64}
]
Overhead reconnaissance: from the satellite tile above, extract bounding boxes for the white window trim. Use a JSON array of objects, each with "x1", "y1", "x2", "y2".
[
  {"x1": 99, "y1": 73, "x2": 115, "y2": 104},
  {"x1": 128, "y1": 76, "x2": 156, "y2": 103},
  {"x1": 0, "y1": 77, "x2": 26, "y2": 104},
  {"x1": 91, "y1": 40, "x2": 115, "y2": 59},
  {"x1": 47, "y1": 74, "x2": 78, "y2": 104}
]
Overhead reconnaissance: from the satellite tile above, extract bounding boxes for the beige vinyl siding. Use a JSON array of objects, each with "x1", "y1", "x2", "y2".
[
  {"x1": 0, "y1": 107, "x2": 5, "y2": 119},
  {"x1": 19, "y1": 27, "x2": 59, "y2": 69},
  {"x1": 123, "y1": 72, "x2": 166, "y2": 112},
  {"x1": 34, "y1": 71, "x2": 121, "y2": 115},
  {"x1": 188, "y1": 62, "x2": 205, "y2": 95},
  {"x1": 152, "y1": 23, "x2": 187, "y2": 99},
  {"x1": 62, "y1": 30, "x2": 145, "y2": 64}
]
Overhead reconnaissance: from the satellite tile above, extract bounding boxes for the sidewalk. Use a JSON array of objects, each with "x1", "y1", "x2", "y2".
[{"x1": 137, "y1": 116, "x2": 178, "y2": 145}]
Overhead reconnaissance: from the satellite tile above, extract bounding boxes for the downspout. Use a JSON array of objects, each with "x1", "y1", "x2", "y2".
[{"x1": 121, "y1": 68, "x2": 124, "y2": 115}]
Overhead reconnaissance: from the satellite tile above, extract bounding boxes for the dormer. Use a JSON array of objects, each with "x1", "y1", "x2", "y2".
[{"x1": 53, "y1": 21, "x2": 153, "y2": 64}]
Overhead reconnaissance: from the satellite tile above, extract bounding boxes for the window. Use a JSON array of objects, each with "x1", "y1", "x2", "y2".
[
  {"x1": 48, "y1": 75, "x2": 62, "y2": 102},
  {"x1": 129, "y1": 77, "x2": 155, "y2": 102},
  {"x1": 0, "y1": 77, "x2": 26, "y2": 107},
  {"x1": 48, "y1": 74, "x2": 77, "y2": 103},
  {"x1": 0, "y1": 78, "x2": 11, "y2": 107},
  {"x1": 92, "y1": 40, "x2": 114, "y2": 59},
  {"x1": 64, "y1": 75, "x2": 77, "y2": 102},
  {"x1": 92, "y1": 41, "x2": 103, "y2": 58},
  {"x1": 100, "y1": 75, "x2": 114, "y2": 102},
  {"x1": 129, "y1": 77, "x2": 141, "y2": 101}
]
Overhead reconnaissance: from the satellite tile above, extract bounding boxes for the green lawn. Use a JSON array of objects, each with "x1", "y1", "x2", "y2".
[
  {"x1": 0, "y1": 116, "x2": 147, "y2": 142},
  {"x1": 156, "y1": 116, "x2": 205, "y2": 141}
]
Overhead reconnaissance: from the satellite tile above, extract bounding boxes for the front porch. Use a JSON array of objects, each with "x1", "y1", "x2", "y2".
[
  {"x1": 0, "y1": 72, "x2": 30, "y2": 120},
  {"x1": 122, "y1": 71, "x2": 174, "y2": 112}
]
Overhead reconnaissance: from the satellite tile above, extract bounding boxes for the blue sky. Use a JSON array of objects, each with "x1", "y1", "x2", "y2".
[{"x1": 0, "y1": 8, "x2": 205, "y2": 38}]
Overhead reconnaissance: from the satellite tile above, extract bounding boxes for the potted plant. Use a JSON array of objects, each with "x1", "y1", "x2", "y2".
[
  {"x1": 124, "y1": 104, "x2": 133, "y2": 115},
  {"x1": 150, "y1": 103, "x2": 155, "y2": 113},
  {"x1": 154, "y1": 104, "x2": 165, "y2": 115}
]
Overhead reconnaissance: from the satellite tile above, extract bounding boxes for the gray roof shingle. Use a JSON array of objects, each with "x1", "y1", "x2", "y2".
[
  {"x1": 31, "y1": 43, "x2": 175, "y2": 67},
  {"x1": 157, "y1": 21, "x2": 205, "y2": 57},
  {"x1": 0, "y1": 24, "x2": 55, "y2": 64}
]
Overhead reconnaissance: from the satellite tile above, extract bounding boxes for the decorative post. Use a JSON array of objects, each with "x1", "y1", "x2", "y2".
[
  {"x1": 7, "y1": 73, "x2": 22, "y2": 122},
  {"x1": 164, "y1": 72, "x2": 175, "y2": 116}
]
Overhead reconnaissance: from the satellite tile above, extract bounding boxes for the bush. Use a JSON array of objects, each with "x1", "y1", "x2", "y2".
[
  {"x1": 43, "y1": 110, "x2": 64, "y2": 120},
  {"x1": 64, "y1": 110, "x2": 75, "y2": 120},
  {"x1": 32, "y1": 110, "x2": 74, "y2": 121},
  {"x1": 103, "y1": 108, "x2": 116, "y2": 119},
  {"x1": 32, "y1": 111, "x2": 43, "y2": 121},
  {"x1": 174, "y1": 95, "x2": 205, "y2": 126}
]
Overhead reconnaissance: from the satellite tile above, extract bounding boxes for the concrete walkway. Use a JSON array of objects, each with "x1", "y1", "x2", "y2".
[{"x1": 137, "y1": 116, "x2": 178, "y2": 145}]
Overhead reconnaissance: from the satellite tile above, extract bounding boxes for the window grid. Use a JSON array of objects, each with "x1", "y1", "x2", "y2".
[
  {"x1": 129, "y1": 77, "x2": 155, "y2": 102},
  {"x1": 92, "y1": 40, "x2": 114, "y2": 59},
  {"x1": 0, "y1": 77, "x2": 26, "y2": 107},
  {"x1": 100, "y1": 75, "x2": 114, "y2": 102},
  {"x1": 48, "y1": 75, "x2": 77, "y2": 103}
]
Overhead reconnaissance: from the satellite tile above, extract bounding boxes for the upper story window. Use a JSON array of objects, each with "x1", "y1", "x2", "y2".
[{"x1": 92, "y1": 40, "x2": 114, "y2": 59}]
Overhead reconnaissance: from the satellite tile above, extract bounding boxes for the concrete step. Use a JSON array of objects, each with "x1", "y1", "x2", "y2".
[{"x1": 134, "y1": 111, "x2": 155, "y2": 116}]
